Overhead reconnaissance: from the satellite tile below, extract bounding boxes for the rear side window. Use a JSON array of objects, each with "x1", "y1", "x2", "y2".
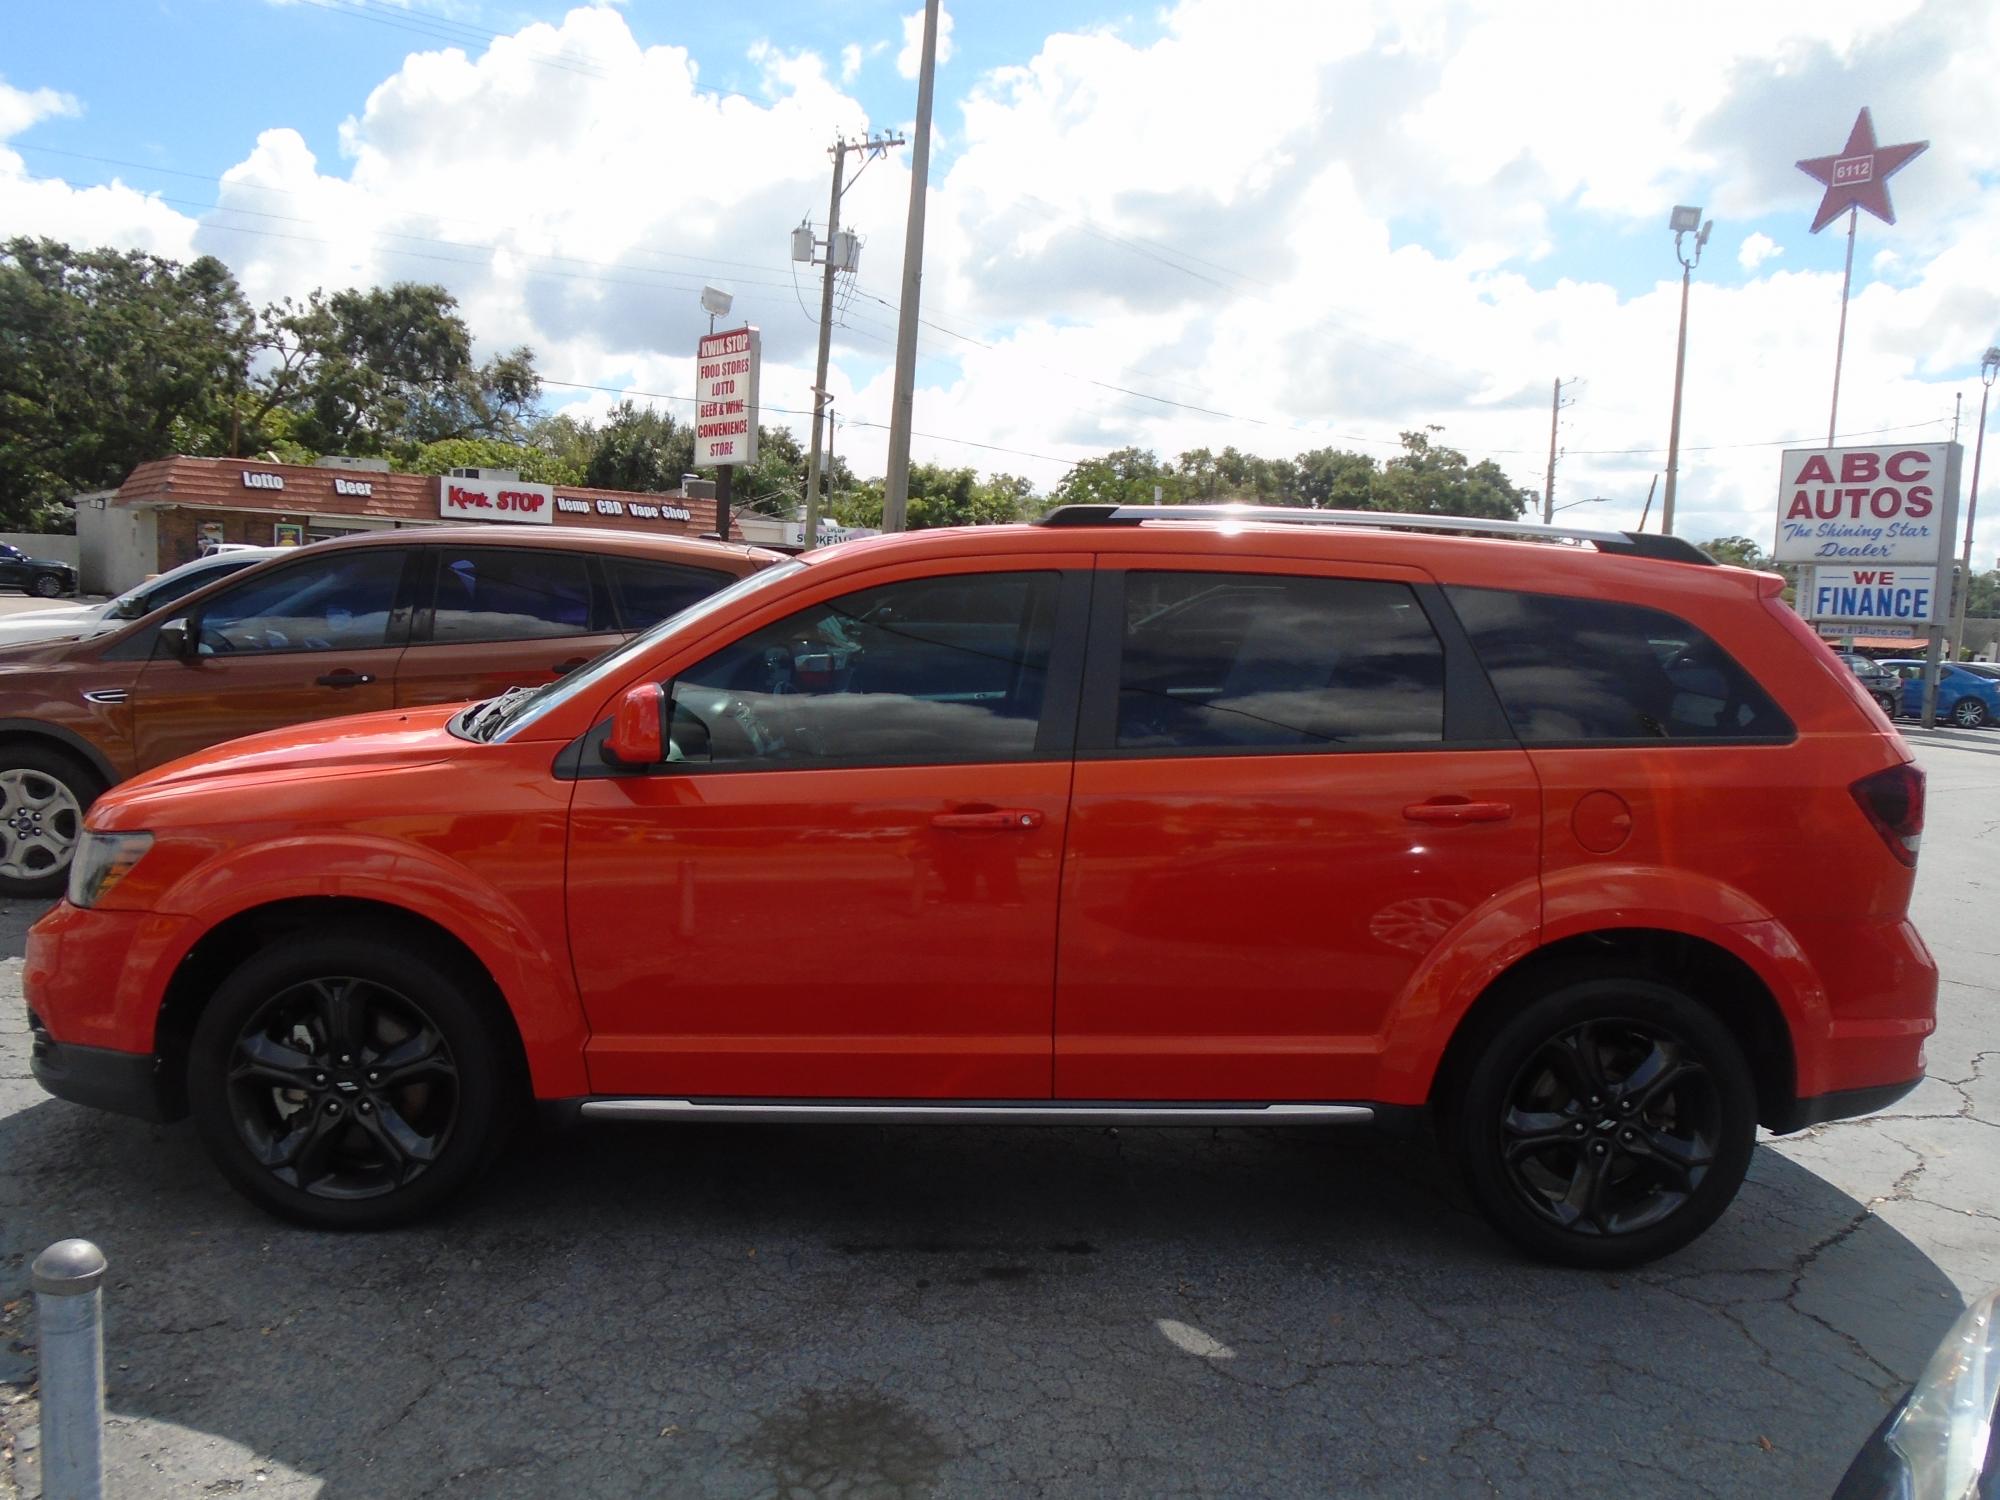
[
  {"x1": 1447, "y1": 587, "x2": 1791, "y2": 743},
  {"x1": 607, "y1": 557, "x2": 734, "y2": 630},
  {"x1": 1117, "y1": 571, "x2": 1445, "y2": 749},
  {"x1": 429, "y1": 549, "x2": 602, "y2": 643}
]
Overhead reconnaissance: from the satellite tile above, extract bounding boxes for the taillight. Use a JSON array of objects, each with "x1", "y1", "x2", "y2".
[{"x1": 1850, "y1": 763, "x2": 1925, "y2": 866}]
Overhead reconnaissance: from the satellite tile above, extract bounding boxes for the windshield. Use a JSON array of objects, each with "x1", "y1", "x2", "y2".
[{"x1": 492, "y1": 559, "x2": 806, "y2": 742}]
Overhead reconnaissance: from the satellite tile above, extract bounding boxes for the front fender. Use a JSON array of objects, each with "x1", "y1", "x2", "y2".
[{"x1": 152, "y1": 834, "x2": 590, "y2": 1098}]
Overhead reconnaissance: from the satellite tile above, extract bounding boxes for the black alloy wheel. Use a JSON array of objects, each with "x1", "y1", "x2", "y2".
[
  {"x1": 189, "y1": 931, "x2": 510, "y2": 1228},
  {"x1": 1454, "y1": 974, "x2": 1756, "y2": 1268}
]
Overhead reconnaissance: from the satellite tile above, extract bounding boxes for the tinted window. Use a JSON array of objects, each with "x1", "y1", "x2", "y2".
[
  {"x1": 429, "y1": 548, "x2": 600, "y2": 643},
  {"x1": 1448, "y1": 586, "x2": 1790, "y2": 742},
  {"x1": 669, "y1": 571, "x2": 1060, "y2": 765},
  {"x1": 608, "y1": 558, "x2": 734, "y2": 630},
  {"x1": 139, "y1": 558, "x2": 258, "y2": 615},
  {"x1": 196, "y1": 550, "x2": 406, "y2": 655},
  {"x1": 1117, "y1": 571, "x2": 1444, "y2": 749}
]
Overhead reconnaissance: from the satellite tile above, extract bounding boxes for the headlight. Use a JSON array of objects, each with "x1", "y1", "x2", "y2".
[
  {"x1": 66, "y1": 830, "x2": 154, "y2": 909},
  {"x1": 1887, "y1": 1286, "x2": 2000, "y2": 1500}
]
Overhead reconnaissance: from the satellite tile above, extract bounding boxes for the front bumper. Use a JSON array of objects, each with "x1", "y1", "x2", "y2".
[{"x1": 27, "y1": 1013, "x2": 170, "y2": 1122}]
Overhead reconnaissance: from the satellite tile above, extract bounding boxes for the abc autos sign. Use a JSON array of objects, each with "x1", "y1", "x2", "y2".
[{"x1": 1776, "y1": 443, "x2": 1961, "y2": 625}]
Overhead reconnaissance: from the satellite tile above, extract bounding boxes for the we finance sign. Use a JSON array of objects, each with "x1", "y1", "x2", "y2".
[
  {"x1": 1808, "y1": 564, "x2": 1939, "y2": 624},
  {"x1": 1774, "y1": 444, "x2": 1960, "y2": 564}
]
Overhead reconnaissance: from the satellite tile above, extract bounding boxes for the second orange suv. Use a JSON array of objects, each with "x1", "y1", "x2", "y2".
[
  {"x1": 23, "y1": 506, "x2": 1936, "y2": 1266},
  {"x1": 0, "y1": 526, "x2": 778, "y2": 895}
]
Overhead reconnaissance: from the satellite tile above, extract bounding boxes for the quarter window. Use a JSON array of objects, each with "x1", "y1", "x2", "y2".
[
  {"x1": 195, "y1": 550, "x2": 406, "y2": 655},
  {"x1": 607, "y1": 558, "x2": 735, "y2": 630},
  {"x1": 428, "y1": 549, "x2": 600, "y2": 643},
  {"x1": 669, "y1": 571, "x2": 1061, "y2": 765},
  {"x1": 1116, "y1": 571, "x2": 1445, "y2": 749},
  {"x1": 1447, "y1": 586, "x2": 1792, "y2": 743}
]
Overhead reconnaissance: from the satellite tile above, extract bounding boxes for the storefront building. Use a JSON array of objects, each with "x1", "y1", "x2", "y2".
[{"x1": 78, "y1": 455, "x2": 784, "y2": 594}]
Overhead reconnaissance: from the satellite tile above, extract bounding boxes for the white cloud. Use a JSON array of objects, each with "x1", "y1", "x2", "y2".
[
  {"x1": 1738, "y1": 232, "x2": 1783, "y2": 270},
  {"x1": 896, "y1": 5, "x2": 955, "y2": 81},
  {"x1": 0, "y1": 78, "x2": 198, "y2": 258},
  {"x1": 0, "y1": 78, "x2": 80, "y2": 139},
  {"x1": 840, "y1": 43, "x2": 863, "y2": 83}
]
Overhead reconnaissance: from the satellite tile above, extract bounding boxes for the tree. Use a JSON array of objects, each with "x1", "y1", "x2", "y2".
[
  {"x1": 830, "y1": 466, "x2": 1034, "y2": 530},
  {"x1": 1372, "y1": 430, "x2": 1531, "y2": 519},
  {"x1": 1699, "y1": 536, "x2": 1774, "y2": 570},
  {"x1": 402, "y1": 436, "x2": 582, "y2": 486},
  {"x1": 250, "y1": 283, "x2": 538, "y2": 457},
  {"x1": 1293, "y1": 447, "x2": 1376, "y2": 510},
  {"x1": 1053, "y1": 447, "x2": 1176, "y2": 507},
  {"x1": 582, "y1": 401, "x2": 695, "y2": 492},
  {"x1": 0, "y1": 236, "x2": 253, "y2": 528}
]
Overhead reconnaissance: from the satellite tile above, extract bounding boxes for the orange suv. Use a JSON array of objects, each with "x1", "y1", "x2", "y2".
[
  {"x1": 0, "y1": 526, "x2": 778, "y2": 895},
  {"x1": 23, "y1": 506, "x2": 1937, "y2": 1266}
]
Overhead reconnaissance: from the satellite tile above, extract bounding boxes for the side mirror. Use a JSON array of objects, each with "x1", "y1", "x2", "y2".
[
  {"x1": 156, "y1": 617, "x2": 196, "y2": 660},
  {"x1": 602, "y1": 682, "x2": 665, "y2": 766}
]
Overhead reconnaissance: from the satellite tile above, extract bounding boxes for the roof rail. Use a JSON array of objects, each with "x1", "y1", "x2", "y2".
[{"x1": 1034, "y1": 503, "x2": 1716, "y2": 565}]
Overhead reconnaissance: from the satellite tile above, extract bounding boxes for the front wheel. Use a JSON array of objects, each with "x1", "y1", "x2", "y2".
[
  {"x1": 0, "y1": 746, "x2": 102, "y2": 897},
  {"x1": 1451, "y1": 974, "x2": 1757, "y2": 1268},
  {"x1": 1950, "y1": 696, "x2": 1990, "y2": 729},
  {"x1": 30, "y1": 572, "x2": 65, "y2": 599},
  {"x1": 187, "y1": 931, "x2": 512, "y2": 1229}
]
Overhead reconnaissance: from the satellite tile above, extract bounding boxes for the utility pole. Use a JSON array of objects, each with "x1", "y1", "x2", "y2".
[
  {"x1": 1542, "y1": 377, "x2": 1576, "y2": 523},
  {"x1": 1948, "y1": 348, "x2": 2000, "y2": 667},
  {"x1": 798, "y1": 132, "x2": 902, "y2": 551},
  {"x1": 881, "y1": 0, "x2": 942, "y2": 534}
]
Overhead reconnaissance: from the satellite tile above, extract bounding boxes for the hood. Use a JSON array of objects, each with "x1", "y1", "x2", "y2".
[
  {"x1": 0, "y1": 604, "x2": 110, "y2": 642},
  {"x1": 120, "y1": 704, "x2": 468, "y2": 798}
]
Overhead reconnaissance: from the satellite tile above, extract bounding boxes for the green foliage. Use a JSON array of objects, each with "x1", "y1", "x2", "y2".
[
  {"x1": 832, "y1": 465, "x2": 1035, "y2": 530},
  {"x1": 0, "y1": 236, "x2": 253, "y2": 528},
  {"x1": 400, "y1": 437, "x2": 583, "y2": 486},
  {"x1": 581, "y1": 401, "x2": 694, "y2": 492},
  {"x1": 1698, "y1": 536, "x2": 1774, "y2": 570},
  {"x1": 1053, "y1": 447, "x2": 1177, "y2": 507},
  {"x1": 1372, "y1": 430, "x2": 1532, "y2": 519}
]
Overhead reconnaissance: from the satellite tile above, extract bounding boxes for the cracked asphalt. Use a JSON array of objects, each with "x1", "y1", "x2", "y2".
[{"x1": 3, "y1": 732, "x2": 1996, "y2": 1498}]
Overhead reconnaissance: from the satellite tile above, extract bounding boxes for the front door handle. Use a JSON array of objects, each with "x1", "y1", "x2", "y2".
[
  {"x1": 315, "y1": 669, "x2": 376, "y2": 689},
  {"x1": 552, "y1": 656, "x2": 588, "y2": 676},
  {"x1": 1404, "y1": 798, "x2": 1513, "y2": 824},
  {"x1": 931, "y1": 808, "x2": 1044, "y2": 831}
]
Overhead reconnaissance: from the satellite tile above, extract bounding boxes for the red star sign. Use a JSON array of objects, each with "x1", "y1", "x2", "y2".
[{"x1": 1796, "y1": 107, "x2": 1928, "y2": 234}]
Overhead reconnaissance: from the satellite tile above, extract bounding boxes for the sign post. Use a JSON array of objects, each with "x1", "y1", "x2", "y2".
[
  {"x1": 695, "y1": 326, "x2": 760, "y2": 540},
  {"x1": 1775, "y1": 441, "x2": 1962, "y2": 725}
]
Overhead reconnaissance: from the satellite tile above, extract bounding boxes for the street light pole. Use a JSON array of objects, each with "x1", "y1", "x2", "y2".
[
  {"x1": 1661, "y1": 205, "x2": 1711, "y2": 538},
  {"x1": 1947, "y1": 346, "x2": 2000, "y2": 664}
]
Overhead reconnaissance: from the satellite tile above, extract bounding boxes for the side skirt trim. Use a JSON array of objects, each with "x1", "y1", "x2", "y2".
[{"x1": 577, "y1": 1099, "x2": 1376, "y2": 1125}]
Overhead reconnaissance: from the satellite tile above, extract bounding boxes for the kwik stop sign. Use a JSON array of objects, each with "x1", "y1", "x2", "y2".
[
  {"x1": 1775, "y1": 443, "x2": 1961, "y2": 627},
  {"x1": 694, "y1": 326, "x2": 760, "y2": 467}
]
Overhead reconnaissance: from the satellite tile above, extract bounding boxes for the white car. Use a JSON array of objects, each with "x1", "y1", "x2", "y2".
[{"x1": 0, "y1": 547, "x2": 286, "y2": 648}]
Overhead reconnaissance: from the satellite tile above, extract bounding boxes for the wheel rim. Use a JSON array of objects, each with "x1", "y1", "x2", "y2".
[
  {"x1": 1498, "y1": 1017, "x2": 1722, "y2": 1238},
  {"x1": 32, "y1": 576, "x2": 59, "y2": 597},
  {"x1": 0, "y1": 768, "x2": 83, "y2": 882},
  {"x1": 1954, "y1": 699, "x2": 1986, "y2": 728},
  {"x1": 225, "y1": 976, "x2": 460, "y2": 1200}
]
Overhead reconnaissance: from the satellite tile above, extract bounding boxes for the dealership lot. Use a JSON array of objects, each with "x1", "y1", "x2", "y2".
[{"x1": 0, "y1": 733, "x2": 1993, "y2": 1498}]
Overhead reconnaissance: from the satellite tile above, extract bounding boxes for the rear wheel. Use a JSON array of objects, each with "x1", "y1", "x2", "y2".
[
  {"x1": 1950, "y1": 696, "x2": 1989, "y2": 729},
  {"x1": 1451, "y1": 974, "x2": 1757, "y2": 1268},
  {"x1": 0, "y1": 745, "x2": 102, "y2": 897},
  {"x1": 187, "y1": 931, "x2": 511, "y2": 1229}
]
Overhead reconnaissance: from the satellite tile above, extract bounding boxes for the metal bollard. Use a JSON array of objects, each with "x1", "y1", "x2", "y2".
[{"x1": 31, "y1": 1239, "x2": 107, "y2": 1500}]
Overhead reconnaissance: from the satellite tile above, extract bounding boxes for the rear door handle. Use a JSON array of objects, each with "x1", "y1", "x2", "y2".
[
  {"x1": 931, "y1": 808, "x2": 1044, "y2": 831},
  {"x1": 315, "y1": 670, "x2": 375, "y2": 689},
  {"x1": 1404, "y1": 798, "x2": 1513, "y2": 824}
]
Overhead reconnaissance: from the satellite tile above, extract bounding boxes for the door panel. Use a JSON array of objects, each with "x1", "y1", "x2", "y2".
[
  {"x1": 568, "y1": 560, "x2": 1090, "y2": 1100},
  {"x1": 1054, "y1": 557, "x2": 1541, "y2": 1102}
]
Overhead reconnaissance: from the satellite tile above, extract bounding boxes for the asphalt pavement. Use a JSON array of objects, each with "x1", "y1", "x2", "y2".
[{"x1": 2, "y1": 733, "x2": 1996, "y2": 1498}]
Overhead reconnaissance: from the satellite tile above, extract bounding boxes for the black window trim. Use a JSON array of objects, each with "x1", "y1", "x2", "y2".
[
  {"x1": 1073, "y1": 564, "x2": 1515, "y2": 761},
  {"x1": 556, "y1": 565, "x2": 1096, "y2": 780}
]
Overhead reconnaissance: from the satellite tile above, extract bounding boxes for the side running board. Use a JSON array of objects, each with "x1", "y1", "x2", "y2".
[{"x1": 577, "y1": 1100, "x2": 1375, "y2": 1125}]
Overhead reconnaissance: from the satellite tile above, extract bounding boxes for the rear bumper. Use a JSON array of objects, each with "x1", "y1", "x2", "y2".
[
  {"x1": 26, "y1": 1016, "x2": 170, "y2": 1122},
  {"x1": 1765, "y1": 1075, "x2": 1922, "y2": 1135}
]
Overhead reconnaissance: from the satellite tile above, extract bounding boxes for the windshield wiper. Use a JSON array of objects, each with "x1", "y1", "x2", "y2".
[{"x1": 463, "y1": 685, "x2": 537, "y2": 741}]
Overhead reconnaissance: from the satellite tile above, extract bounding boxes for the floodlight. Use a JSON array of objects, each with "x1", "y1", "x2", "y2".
[
  {"x1": 700, "y1": 285, "x2": 733, "y2": 318},
  {"x1": 1670, "y1": 205, "x2": 1703, "y2": 233}
]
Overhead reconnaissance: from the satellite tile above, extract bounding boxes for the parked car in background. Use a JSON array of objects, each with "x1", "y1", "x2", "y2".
[
  {"x1": 0, "y1": 547, "x2": 287, "y2": 649},
  {"x1": 1957, "y1": 661, "x2": 2000, "y2": 682},
  {"x1": 0, "y1": 541, "x2": 78, "y2": 598},
  {"x1": 1835, "y1": 651, "x2": 1902, "y2": 718},
  {"x1": 1881, "y1": 659, "x2": 2000, "y2": 728},
  {"x1": 1833, "y1": 1285, "x2": 2000, "y2": 1499},
  {"x1": 0, "y1": 526, "x2": 780, "y2": 894},
  {"x1": 25, "y1": 504, "x2": 1936, "y2": 1268}
]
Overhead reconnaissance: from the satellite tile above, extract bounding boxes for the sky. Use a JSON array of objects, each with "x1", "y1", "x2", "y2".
[{"x1": 4, "y1": 0, "x2": 1999, "y2": 554}]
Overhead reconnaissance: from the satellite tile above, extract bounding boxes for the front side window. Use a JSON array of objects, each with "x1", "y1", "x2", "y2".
[
  {"x1": 428, "y1": 548, "x2": 600, "y2": 643},
  {"x1": 669, "y1": 571, "x2": 1061, "y2": 766},
  {"x1": 1116, "y1": 571, "x2": 1445, "y2": 749},
  {"x1": 1447, "y1": 586, "x2": 1792, "y2": 743},
  {"x1": 195, "y1": 549, "x2": 406, "y2": 655}
]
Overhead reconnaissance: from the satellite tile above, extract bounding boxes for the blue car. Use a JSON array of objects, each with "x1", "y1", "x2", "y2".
[{"x1": 1882, "y1": 658, "x2": 2000, "y2": 728}]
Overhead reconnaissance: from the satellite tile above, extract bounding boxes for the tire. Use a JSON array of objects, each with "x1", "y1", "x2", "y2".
[
  {"x1": 187, "y1": 930, "x2": 513, "y2": 1229},
  {"x1": 1449, "y1": 972, "x2": 1757, "y2": 1269},
  {"x1": 30, "y1": 572, "x2": 64, "y2": 598},
  {"x1": 1873, "y1": 691, "x2": 1899, "y2": 719},
  {"x1": 1949, "y1": 696, "x2": 1989, "y2": 729},
  {"x1": 0, "y1": 745, "x2": 104, "y2": 898}
]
